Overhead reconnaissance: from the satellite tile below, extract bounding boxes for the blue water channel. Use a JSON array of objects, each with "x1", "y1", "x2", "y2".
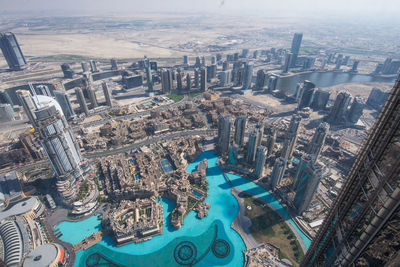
[{"x1": 56, "y1": 151, "x2": 311, "y2": 266}]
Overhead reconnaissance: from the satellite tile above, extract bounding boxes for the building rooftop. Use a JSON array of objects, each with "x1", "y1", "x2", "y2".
[
  {"x1": 0, "y1": 196, "x2": 39, "y2": 221},
  {"x1": 23, "y1": 244, "x2": 59, "y2": 267}
]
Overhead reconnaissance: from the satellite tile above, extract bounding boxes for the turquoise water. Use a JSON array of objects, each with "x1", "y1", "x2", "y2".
[
  {"x1": 226, "y1": 173, "x2": 312, "y2": 248},
  {"x1": 56, "y1": 215, "x2": 101, "y2": 245},
  {"x1": 57, "y1": 151, "x2": 311, "y2": 266}
]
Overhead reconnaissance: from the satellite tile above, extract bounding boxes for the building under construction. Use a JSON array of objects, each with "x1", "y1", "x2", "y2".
[{"x1": 301, "y1": 75, "x2": 400, "y2": 266}]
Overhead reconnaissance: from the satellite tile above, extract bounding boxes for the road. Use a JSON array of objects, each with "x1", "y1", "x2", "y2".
[{"x1": 84, "y1": 129, "x2": 216, "y2": 158}]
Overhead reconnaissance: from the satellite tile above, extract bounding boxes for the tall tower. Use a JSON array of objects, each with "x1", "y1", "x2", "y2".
[
  {"x1": 194, "y1": 69, "x2": 200, "y2": 88},
  {"x1": 89, "y1": 60, "x2": 99, "y2": 73},
  {"x1": 54, "y1": 91, "x2": 75, "y2": 121},
  {"x1": 110, "y1": 58, "x2": 118, "y2": 70},
  {"x1": 301, "y1": 76, "x2": 400, "y2": 266},
  {"x1": 217, "y1": 114, "x2": 232, "y2": 155},
  {"x1": 329, "y1": 91, "x2": 352, "y2": 124},
  {"x1": 242, "y1": 61, "x2": 254, "y2": 90},
  {"x1": 293, "y1": 155, "x2": 322, "y2": 214},
  {"x1": 234, "y1": 116, "x2": 247, "y2": 147},
  {"x1": 75, "y1": 87, "x2": 89, "y2": 116},
  {"x1": 144, "y1": 57, "x2": 154, "y2": 94},
  {"x1": 246, "y1": 125, "x2": 263, "y2": 164},
  {"x1": 282, "y1": 53, "x2": 292, "y2": 73},
  {"x1": 87, "y1": 86, "x2": 98, "y2": 109},
  {"x1": 186, "y1": 73, "x2": 191, "y2": 91},
  {"x1": 290, "y1": 33, "x2": 303, "y2": 67},
  {"x1": 270, "y1": 157, "x2": 287, "y2": 189},
  {"x1": 176, "y1": 70, "x2": 183, "y2": 92},
  {"x1": 102, "y1": 82, "x2": 113, "y2": 108},
  {"x1": 348, "y1": 96, "x2": 365, "y2": 123},
  {"x1": 298, "y1": 80, "x2": 316, "y2": 109},
  {"x1": 281, "y1": 114, "x2": 302, "y2": 160},
  {"x1": 256, "y1": 70, "x2": 267, "y2": 90},
  {"x1": 307, "y1": 122, "x2": 329, "y2": 162},
  {"x1": 17, "y1": 90, "x2": 87, "y2": 202},
  {"x1": 0, "y1": 32, "x2": 27, "y2": 71},
  {"x1": 254, "y1": 146, "x2": 268, "y2": 178},
  {"x1": 200, "y1": 67, "x2": 208, "y2": 92},
  {"x1": 161, "y1": 69, "x2": 173, "y2": 94}
]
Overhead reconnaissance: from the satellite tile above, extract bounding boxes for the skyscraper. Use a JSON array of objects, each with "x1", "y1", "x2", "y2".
[
  {"x1": 282, "y1": 53, "x2": 292, "y2": 73},
  {"x1": 54, "y1": 91, "x2": 75, "y2": 121},
  {"x1": 351, "y1": 60, "x2": 359, "y2": 73},
  {"x1": 217, "y1": 114, "x2": 232, "y2": 155},
  {"x1": 246, "y1": 124, "x2": 263, "y2": 165},
  {"x1": 329, "y1": 91, "x2": 352, "y2": 124},
  {"x1": 234, "y1": 116, "x2": 247, "y2": 147},
  {"x1": 298, "y1": 80, "x2": 316, "y2": 109},
  {"x1": 270, "y1": 157, "x2": 287, "y2": 189},
  {"x1": 311, "y1": 89, "x2": 330, "y2": 110},
  {"x1": 218, "y1": 70, "x2": 231, "y2": 87},
  {"x1": 194, "y1": 68, "x2": 200, "y2": 88},
  {"x1": 301, "y1": 76, "x2": 400, "y2": 267},
  {"x1": 61, "y1": 63, "x2": 75, "y2": 79},
  {"x1": 75, "y1": 87, "x2": 89, "y2": 116},
  {"x1": 256, "y1": 70, "x2": 267, "y2": 90},
  {"x1": 17, "y1": 90, "x2": 87, "y2": 202},
  {"x1": 0, "y1": 32, "x2": 27, "y2": 71},
  {"x1": 200, "y1": 67, "x2": 208, "y2": 92},
  {"x1": 348, "y1": 96, "x2": 365, "y2": 123},
  {"x1": 102, "y1": 82, "x2": 113, "y2": 108},
  {"x1": 307, "y1": 122, "x2": 329, "y2": 162},
  {"x1": 293, "y1": 155, "x2": 322, "y2": 214},
  {"x1": 144, "y1": 57, "x2": 154, "y2": 94},
  {"x1": 89, "y1": 60, "x2": 99, "y2": 73},
  {"x1": 0, "y1": 103, "x2": 15, "y2": 122},
  {"x1": 290, "y1": 33, "x2": 303, "y2": 67},
  {"x1": 81, "y1": 62, "x2": 90, "y2": 73},
  {"x1": 110, "y1": 58, "x2": 118, "y2": 70},
  {"x1": 242, "y1": 62, "x2": 254, "y2": 90},
  {"x1": 176, "y1": 70, "x2": 183, "y2": 92},
  {"x1": 254, "y1": 146, "x2": 268, "y2": 178},
  {"x1": 281, "y1": 114, "x2": 302, "y2": 160},
  {"x1": 87, "y1": 86, "x2": 98, "y2": 109},
  {"x1": 161, "y1": 69, "x2": 173, "y2": 94},
  {"x1": 183, "y1": 55, "x2": 188, "y2": 65},
  {"x1": 186, "y1": 73, "x2": 191, "y2": 91},
  {"x1": 266, "y1": 74, "x2": 278, "y2": 92}
]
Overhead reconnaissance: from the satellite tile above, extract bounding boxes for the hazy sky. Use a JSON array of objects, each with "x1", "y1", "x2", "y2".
[{"x1": 1, "y1": 0, "x2": 399, "y2": 20}]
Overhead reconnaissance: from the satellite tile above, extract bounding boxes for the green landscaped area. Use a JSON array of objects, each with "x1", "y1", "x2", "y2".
[
  {"x1": 243, "y1": 196, "x2": 304, "y2": 266},
  {"x1": 166, "y1": 93, "x2": 184, "y2": 102},
  {"x1": 40, "y1": 54, "x2": 94, "y2": 61}
]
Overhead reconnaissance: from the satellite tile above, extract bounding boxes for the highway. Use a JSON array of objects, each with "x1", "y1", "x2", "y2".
[{"x1": 84, "y1": 129, "x2": 216, "y2": 158}]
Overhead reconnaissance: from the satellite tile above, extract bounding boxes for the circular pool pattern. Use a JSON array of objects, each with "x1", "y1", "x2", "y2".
[
  {"x1": 212, "y1": 239, "x2": 230, "y2": 258},
  {"x1": 174, "y1": 241, "x2": 197, "y2": 265}
]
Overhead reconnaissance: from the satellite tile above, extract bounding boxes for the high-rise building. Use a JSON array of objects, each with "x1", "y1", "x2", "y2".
[
  {"x1": 234, "y1": 116, "x2": 247, "y2": 147},
  {"x1": 255, "y1": 146, "x2": 268, "y2": 178},
  {"x1": 307, "y1": 122, "x2": 329, "y2": 162},
  {"x1": 266, "y1": 74, "x2": 278, "y2": 92},
  {"x1": 311, "y1": 89, "x2": 330, "y2": 110},
  {"x1": 218, "y1": 70, "x2": 231, "y2": 87},
  {"x1": 81, "y1": 62, "x2": 90, "y2": 73},
  {"x1": 102, "y1": 82, "x2": 113, "y2": 108},
  {"x1": 201, "y1": 56, "x2": 205, "y2": 66},
  {"x1": 367, "y1": 88, "x2": 389, "y2": 111},
  {"x1": 0, "y1": 103, "x2": 14, "y2": 122},
  {"x1": 242, "y1": 61, "x2": 254, "y2": 90},
  {"x1": 186, "y1": 73, "x2": 191, "y2": 91},
  {"x1": 75, "y1": 87, "x2": 89, "y2": 116},
  {"x1": 161, "y1": 69, "x2": 173, "y2": 93},
  {"x1": 110, "y1": 58, "x2": 118, "y2": 70},
  {"x1": 343, "y1": 55, "x2": 350, "y2": 65},
  {"x1": 222, "y1": 61, "x2": 229, "y2": 71},
  {"x1": 217, "y1": 114, "x2": 232, "y2": 155},
  {"x1": 329, "y1": 91, "x2": 352, "y2": 124},
  {"x1": 290, "y1": 33, "x2": 303, "y2": 67},
  {"x1": 256, "y1": 70, "x2": 267, "y2": 90},
  {"x1": 17, "y1": 90, "x2": 87, "y2": 202},
  {"x1": 282, "y1": 53, "x2": 292, "y2": 73},
  {"x1": 176, "y1": 70, "x2": 183, "y2": 92},
  {"x1": 270, "y1": 157, "x2": 286, "y2": 189},
  {"x1": 144, "y1": 57, "x2": 154, "y2": 94},
  {"x1": 0, "y1": 32, "x2": 27, "y2": 71},
  {"x1": 293, "y1": 155, "x2": 322, "y2": 214},
  {"x1": 34, "y1": 85, "x2": 52, "y2": 97},
  {"x1": 89, "y1": 60, "x2": 99, "y2": 73},
  {"x1": 211, "y1": 56, "x2": 216, "y2": 65},
  {"x1": 301, "y1": 76, "x2": 400, "y2": 267},
  {"x1": 381, "y1": 57, "x2": 392, "y2": 74},
  {"x1": 200, "y1": 67, "x2": 208, "y2": 92},
  {"x1": 298, "y1": 80, "x2": 316, "y2": 109},
  {"x1": 183, "y1": 55, "x2": 188, "y2": 65},
  {"x1": 86, "y1": 86, "x2": 98, "y2": 109},
  {"x1": 54, "y1": 91, "x2": 75, "y2": 120},
  {"x1": 194, "y1": 69, "x2": 200, "y2": 88},
  {"x1": 246, "y1": 124, "x2": 263, "y2": 164},
  {"x1": 241, "y1": 49, "x2": 249, "y2": 58},
  {"x1": 0, "y1": 90, "x2": 14, "y2": 106},
  {"x1": 347, "y1": 96, "x2": 365, "y2": 123},
  {"x1": 351, "y1": 60, "x2": 359, "y2": 73},
  {"x1": 195, "y1": 57, "x2": 201, "y2": 68},
  {"x1": 281, "y1": 114, "x2": 301, "y2": 160},
  {"x1": 61, "y1": 63, "x2": 75, "y2": 79},
  {"x1": 266, "y1": 128, "x2": 276, "y2": 157}
]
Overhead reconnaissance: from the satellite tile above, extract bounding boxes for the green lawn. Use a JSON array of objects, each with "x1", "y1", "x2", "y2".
[
  {"x1": 243, "y1": 196, "x2": 304, "y2": 265},
  {"x1": 166, "y1": 93, "x2": 184, "y2": 102}
]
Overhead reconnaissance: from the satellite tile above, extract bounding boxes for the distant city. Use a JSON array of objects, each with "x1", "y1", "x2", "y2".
[{"x1": 0, "y1": 13, "x2": 399, "y2": 267}]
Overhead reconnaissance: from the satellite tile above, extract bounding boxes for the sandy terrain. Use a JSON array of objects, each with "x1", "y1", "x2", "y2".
[{"x1": 320, "y1": 82, "x2": 394, "y2": 99}]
